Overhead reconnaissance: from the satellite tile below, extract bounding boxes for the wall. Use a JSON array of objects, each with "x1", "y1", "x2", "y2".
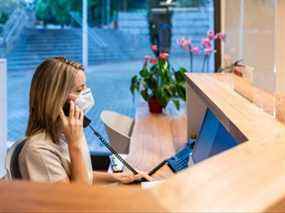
[
  {"x1": 275, "y1": 0, "x2": 285, "y2": 121},
  {"x1": 223, "y1": 0, "x2": 276, "y2": 93},
  {"x1": 0, "y1": 59, "x2": 7, "y2": 177},
  {"x1": 243, "y1": 0, "x2": 276, "y2": 93},
  {"x1": 222, "y1": 0, "x2": 285, "y2": 122}
]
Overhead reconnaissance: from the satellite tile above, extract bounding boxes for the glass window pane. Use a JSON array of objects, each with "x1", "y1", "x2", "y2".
[{"x1": 2, "y1": 0, "x2": 216, "y2": 152}]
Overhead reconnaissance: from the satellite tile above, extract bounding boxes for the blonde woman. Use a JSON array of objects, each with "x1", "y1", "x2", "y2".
[{"x1": 19, "y1": 57, "x2": 151, "y2": 184}]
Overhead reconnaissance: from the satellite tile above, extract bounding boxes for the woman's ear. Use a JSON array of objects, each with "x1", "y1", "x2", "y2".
[{"x1": 67, "y1": 93, "x2": 77, "y2": 102}]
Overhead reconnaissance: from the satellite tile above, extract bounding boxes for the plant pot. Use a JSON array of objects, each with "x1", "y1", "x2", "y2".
[{"x1": 148, "y1": 97, "x2": 163, "y2": 114}]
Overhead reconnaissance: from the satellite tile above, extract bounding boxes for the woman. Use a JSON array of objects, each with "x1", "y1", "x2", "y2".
[{"x1": 19, "y1": 57, "x2": 151, "y2": 184}]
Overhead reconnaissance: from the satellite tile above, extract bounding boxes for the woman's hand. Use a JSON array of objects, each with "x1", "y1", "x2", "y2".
[
  {"x1": 111, "y1": 171, "x2": 154, "y2": 184},
  {"x1": 60, "y1": 101, "x2": 90, "y2": 184},
  {"x1": 59, "y1": 101, "x2": 84, "y2": 147}
]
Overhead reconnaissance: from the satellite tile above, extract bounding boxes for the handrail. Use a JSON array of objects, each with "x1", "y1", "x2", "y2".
[
  {"x1": 0, "y1": 9, "x2": 28, "y2": 55},
  {"x1": 69, "y1": 12, "x2": 108, "y2": 48}
]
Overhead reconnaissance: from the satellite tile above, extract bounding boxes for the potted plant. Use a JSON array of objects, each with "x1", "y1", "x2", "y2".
[{"x1": 130, "y1": 50, "x2": 187, "y2": 114}]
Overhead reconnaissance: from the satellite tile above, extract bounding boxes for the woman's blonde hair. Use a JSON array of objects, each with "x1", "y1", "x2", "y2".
[{"x1": 26, "y1": 57, "x2": 84, "y2": 143}]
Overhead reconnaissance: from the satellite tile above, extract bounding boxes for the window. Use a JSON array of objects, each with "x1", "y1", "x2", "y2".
[{"x1": 1, "y1": 0, "x2": 218, "y2": 152}]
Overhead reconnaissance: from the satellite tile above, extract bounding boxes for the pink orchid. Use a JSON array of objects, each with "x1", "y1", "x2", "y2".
[
  {"x1": 144, "y1": 55, "x2": 152, "y2": 61},
  {"x1": 204, "y1": 47, "x2": 215, "y2": 55},
  {"x1": 191, "y1": 46, "x2": 200, "y2": 55},
  {"x1": 207, "y1": 31, "x2": 216, "y2": 41},
  {"x1": 178, "y1": 38, "x2": 191, "y2": 50},
  {"x1": 159, "y1": 52, "x2": 169, "y2": 60},
  {"x1": 151, "y1": 45, "x2": 158, "y2": 52},
  {"x1": 150, "y1": 58, "x2": 158, "y2": 65},
  {"x1": 201, "y1": 38, "x2": 212, "y2": 48},
  {"x1": 217, "y1": 32, "x2": 226, "y2": 41}
]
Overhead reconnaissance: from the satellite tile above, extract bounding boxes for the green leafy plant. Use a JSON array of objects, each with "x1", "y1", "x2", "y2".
[
  {"x1": 130, "y1": 51, "x2": 187, "y2": 111},
  {"x1": 35, "y1": 0, "x2": 72, "y2": 26},
  {"x1": 0, "y1": 0, "x2": 20, "y2": 25},
  {"x1": 0, "y1": 12, "x2": 8, "y2": 25}
]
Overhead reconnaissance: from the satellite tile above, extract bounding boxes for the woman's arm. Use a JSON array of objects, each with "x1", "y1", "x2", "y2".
[
  {"x1": 93, "y1": 171, "x2": 154, "y2": 185},
  {"x1": 68, "y1": 142, "x2": 89, "y2": 183},
  {"x1": 59, "y1": 101, "x2": 90, "y2": 184},
  {"x1": 92, "y1": 171, "x2": 117, "y2": 184}
]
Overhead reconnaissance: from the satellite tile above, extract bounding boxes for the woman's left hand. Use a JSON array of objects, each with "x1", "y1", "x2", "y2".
[{"x1": 112, "y1": 171, "x2": 154, "y2": 184}]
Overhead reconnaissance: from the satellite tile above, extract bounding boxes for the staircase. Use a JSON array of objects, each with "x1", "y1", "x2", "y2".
[
  {"x1": 118, "y1": 8, "x2": 213, "y2": 54},
  {"x1": 6, "y1": 9, "x2": 212, "y2": 72},
  {"x1": 6, "y1": 27, "x2": 151, "y2": 72}
]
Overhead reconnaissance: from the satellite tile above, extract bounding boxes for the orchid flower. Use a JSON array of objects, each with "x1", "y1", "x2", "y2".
[
  {"x1": 204, "y1": 47, "x2": 215, "y2": 55},
  {"x1": 207, "y1": 31, "x2": 216, "y2": 41},
  {"x1": 177, "y1": 38, "x2": 192, "y2": 50},
  {"x1": 201, "y1": 38, "x2": 212, "y2": 48},
  {"x1": 151, "y1": 45, "x2": 158, "y2": 52},
  {"x1": 216, "y1": 32, "x2": 226, "y2": 41},
  {"x1": 144, "y1": 55, "x2": 152, "y2": 61},
  {"x1": 150, "y1": 58, "x2": 158, "y2": 65},
  {"x1": 191, "y1": 46, "x2": 200, "y2": 55},
  {"x1": 159, "y1": 52, "x2": 169, "y2": 60}
]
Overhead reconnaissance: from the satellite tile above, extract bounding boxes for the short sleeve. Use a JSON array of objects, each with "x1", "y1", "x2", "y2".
[{"x1": 21, "y1": 147, "x2": 69, "y2": 183}]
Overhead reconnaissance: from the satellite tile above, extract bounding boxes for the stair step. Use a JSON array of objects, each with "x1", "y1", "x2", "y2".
[{"x1": 6, "y1": 9, "x2": 213, "y2": 72}]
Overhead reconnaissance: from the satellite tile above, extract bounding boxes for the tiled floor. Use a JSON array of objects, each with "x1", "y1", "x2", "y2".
[{"x1": 7, "y1": 57, "x2": 201, "y2": 153}]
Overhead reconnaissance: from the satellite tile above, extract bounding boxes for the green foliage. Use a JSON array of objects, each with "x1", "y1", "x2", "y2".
[
  {"x1": 0, "y1": 12, "x2": 8, "y2": 24},
  {"x1": 35, "y1": 0, "x2": 76, "y2": 25},
  {"x1": 147, "y1": 0, "x2": 210, "y2": 8},
  {"x1": 0, "y1": 0, "x2": 20, "y2": 24},
  {"x1": 34, "y1": 0, "x2": 92, "y2": 25},
  {"x1": 130, "y1": 59, "x2": 187, "y2": 110},
  {"x1": 33, "y1": 0, "x2": 211, "y2": 26},
  {"x1": 178, "y1": 0, "x2": 210, "y2": 7},
  {"x1": 113, "y1": 0, "x2": 146, "y2": 11}
]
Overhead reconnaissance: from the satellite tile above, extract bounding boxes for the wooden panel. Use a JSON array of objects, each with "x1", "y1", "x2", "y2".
[
  {"x1": 186, "y1": 73, "x2": 285, "y2": 143},
  {"x1": 0, "y1": 181, "x2": 164, "y2": 212},
  {"x1": 233, "y1": 74, "x2": 275, "y2": 115},
  {"x1": 187, "y1": 85, "x2": 207, "y2": 139},
  {"x1": 127, "y1": 103, "x2": 176, "y2": 174},
  {"x1": 152, "y1": 137, "x2": 285, "y2": 212},
  {"x1": 170, "y1": 113, "x2": 187, "y2": 150}
]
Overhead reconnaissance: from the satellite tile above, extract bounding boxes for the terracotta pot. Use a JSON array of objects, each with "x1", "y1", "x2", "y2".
[{"x1": 148, "y1": 97, "x2": 163, "y2": 114}]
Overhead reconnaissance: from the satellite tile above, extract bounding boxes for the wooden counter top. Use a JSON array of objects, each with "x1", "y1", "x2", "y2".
[
  {"x1": 186, "y1": 73, "x2": 285, "y2": 143},
  {"x1": 152, "y1": 73, "x2": 285, "y2": 212},
  {"x1": 2, "y1": 73, "x2": 285, "y2": 212},
  {"x1": 0, "y1": 181, "x2": 164, "y2": 212},
  {"x1": 126, "y1": 103, "x2": 187, "y2": 178}
]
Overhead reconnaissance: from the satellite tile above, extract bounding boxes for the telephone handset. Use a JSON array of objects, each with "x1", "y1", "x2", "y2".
[
  {"x1": 62, "y1": 101, "x2": 191, "y2": 181},
  {"x1": 62, "y1": 102, "x2": 181, "y2": 182},
  {"x1": 63, "y1": 101, "x2": 91, "y2": 128},
  {"x1": 62, "y1": 101, "x2": 156, "y2": 180}
]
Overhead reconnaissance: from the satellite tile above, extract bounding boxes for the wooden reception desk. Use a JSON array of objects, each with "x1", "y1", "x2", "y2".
[{"x1": 1, "y1": 73, "x2": 285, "y2": 212}]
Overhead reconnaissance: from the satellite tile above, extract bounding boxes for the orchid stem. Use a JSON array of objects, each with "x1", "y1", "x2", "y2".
[
  {"x1": 202, "y1": 56, "x2": 206, "y2": 72},
  {"x1": 189, "y1": 52, "x2": 193, "y2": 72},
  {"x1": 207, "y1": 56, "x2": 210, "y2": 72}
]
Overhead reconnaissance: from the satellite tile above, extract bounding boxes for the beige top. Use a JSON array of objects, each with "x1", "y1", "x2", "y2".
[{"x1": 19, "y1": 132, "x2": 93, "y2": 185}]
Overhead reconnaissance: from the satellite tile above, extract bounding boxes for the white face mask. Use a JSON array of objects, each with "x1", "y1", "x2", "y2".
[{"x1": 75, "y1": 88, "x2": 95, "y2": 114}]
